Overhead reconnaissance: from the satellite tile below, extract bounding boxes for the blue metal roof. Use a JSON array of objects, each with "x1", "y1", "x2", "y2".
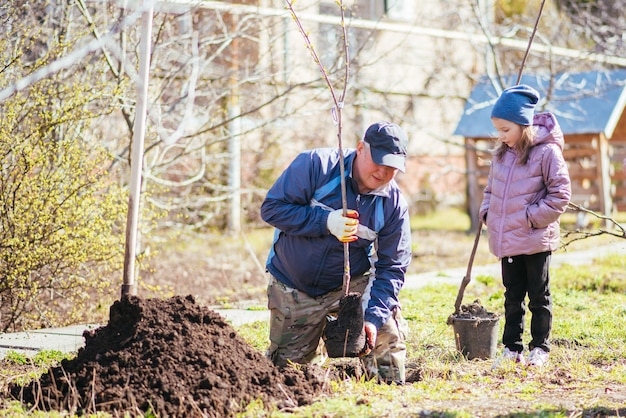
[{"x1": 453, "y1": 70, "x2": 626, "y2": 138}]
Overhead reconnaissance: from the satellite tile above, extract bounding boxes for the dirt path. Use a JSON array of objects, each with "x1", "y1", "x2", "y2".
[{"x1": 403, "y1": 240, "x2": 625, "y2": 290}]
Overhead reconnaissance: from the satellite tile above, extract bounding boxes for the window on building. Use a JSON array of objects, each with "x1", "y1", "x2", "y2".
[{"x1": 384, "y1": 0, "x2": 416, "y2": 21}]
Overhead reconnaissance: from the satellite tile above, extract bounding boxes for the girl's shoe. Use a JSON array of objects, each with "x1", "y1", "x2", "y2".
[
  {"x1": 492, "y1": 347, "x2": 525, "y2": 369},
  {"x1": 527, "y1": 347, "x2": 549, "y2": 367}
]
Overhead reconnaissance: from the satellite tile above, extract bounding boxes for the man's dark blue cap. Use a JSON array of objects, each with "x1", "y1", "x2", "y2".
[{"x1": 363, "y1": 121, "x2": 408, "y2": 172}]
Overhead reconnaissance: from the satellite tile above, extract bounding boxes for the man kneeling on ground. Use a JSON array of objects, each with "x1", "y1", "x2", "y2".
[{"x1": 260, "y1": 121, "x2": 412, "y2": 384}]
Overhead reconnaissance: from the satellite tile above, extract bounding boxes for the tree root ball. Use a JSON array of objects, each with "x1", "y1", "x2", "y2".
[{"x1": 323, "y1": 292, "x2": 366, "y2": 358}]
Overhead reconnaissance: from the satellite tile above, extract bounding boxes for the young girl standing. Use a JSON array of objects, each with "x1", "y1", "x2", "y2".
[{"x1": 479, "y1": 85, "x2": 571, "y2": 367}]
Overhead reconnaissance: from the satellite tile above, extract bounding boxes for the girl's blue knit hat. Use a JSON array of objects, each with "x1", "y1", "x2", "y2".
[{"x1": 491, "y1": 84, "x2": 540, "y2": 125}]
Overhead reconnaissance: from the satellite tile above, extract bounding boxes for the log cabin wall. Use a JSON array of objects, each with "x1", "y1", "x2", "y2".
[
  {"x1": 465, "y1": 137, "x2": 493, "y2": 232},
  {"x1": 610, "y1": 115, "x2": 626, "y2": 212},
  {"x1": 564, "y1": 133, "x2": 604, "y2": 212}
]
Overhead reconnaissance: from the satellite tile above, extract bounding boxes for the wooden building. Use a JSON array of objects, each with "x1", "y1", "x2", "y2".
[{"x1": 454, "y1": 70, "x2": 626, "y2": 232}]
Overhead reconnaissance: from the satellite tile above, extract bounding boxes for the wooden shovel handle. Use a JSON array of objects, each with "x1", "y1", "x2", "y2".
[{"x1": 453, "y1": 222, "x2": 482, "y2": 314}]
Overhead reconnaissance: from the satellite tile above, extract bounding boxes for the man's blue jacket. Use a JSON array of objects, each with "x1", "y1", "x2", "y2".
[{"x1": 260, "y1": 147, "x2": 412, "y2": 329}]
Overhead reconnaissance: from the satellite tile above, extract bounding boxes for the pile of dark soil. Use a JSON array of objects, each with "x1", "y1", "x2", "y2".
[{"x1": 9, "y1": 295, "x2": 327, "y2": 417}]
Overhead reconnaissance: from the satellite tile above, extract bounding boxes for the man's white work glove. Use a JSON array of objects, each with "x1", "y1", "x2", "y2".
[
  {"x1": 360, "y1": 321, "x2": 377, "y2": 357},
  {"x1": 327, "y1": 209, "x2": 359, "y2": 243}
]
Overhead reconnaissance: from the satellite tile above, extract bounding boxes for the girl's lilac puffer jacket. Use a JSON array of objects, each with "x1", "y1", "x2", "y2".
[{"x1": 479, "y1": 112, "x2": 572, "y2": 259}]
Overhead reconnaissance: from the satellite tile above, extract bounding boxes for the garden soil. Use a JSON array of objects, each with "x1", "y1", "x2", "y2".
[
  {"x1": 447, "y1": 298, "x2": 499, "y2": 323},
  {"x1": 9, "y1": 295, "x2": 329, "y2": 417}
]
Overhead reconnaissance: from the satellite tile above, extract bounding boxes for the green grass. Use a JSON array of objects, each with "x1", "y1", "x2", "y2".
[
  {"x1": 1, "y1": 350, "x2": 74, "y2": 389},
  {"x1": 4, "y1": 350, "x2": 71, "y2": 367},
  {"x1": 410, "y1": 206, "x2": 471, "y2": 231},
  {"x1": 235, "y1": 255, "x2": 626, "y2": 417}
]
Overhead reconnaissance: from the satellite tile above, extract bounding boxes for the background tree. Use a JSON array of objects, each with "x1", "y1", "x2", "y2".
[
  {"x1": 554, "y1": 0, "x2": 626, "y2": 57},
  {"x1": 0, "y1": 5, "x2": 129, "y2": 331}
]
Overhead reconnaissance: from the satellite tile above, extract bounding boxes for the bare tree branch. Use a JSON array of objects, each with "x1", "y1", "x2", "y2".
[{"x1": 562, "y1": 202, "x2": 626, "y2": 248}]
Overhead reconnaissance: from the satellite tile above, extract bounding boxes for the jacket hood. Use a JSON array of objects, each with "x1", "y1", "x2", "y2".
[{"x1": 533, "y1": 112, "x2": 564, "y2": 150}]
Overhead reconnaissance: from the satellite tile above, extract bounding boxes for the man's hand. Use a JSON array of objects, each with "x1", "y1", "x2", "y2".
[
  {"x1": 327, "y1": 209, "x2": 359, "y2": 243},
  {"x1": 360, "y1": 321, "x2": 377, "y2": 356}
]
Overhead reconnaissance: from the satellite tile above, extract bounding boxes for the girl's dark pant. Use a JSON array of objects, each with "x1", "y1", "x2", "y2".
[{"x1": 501, "y1": 251, "x2": 552, "y2": 353}]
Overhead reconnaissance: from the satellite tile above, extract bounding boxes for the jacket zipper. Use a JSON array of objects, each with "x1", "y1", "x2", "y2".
[{"x1": 497, "y1": 151, "x2": 516, "y2": 258}]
